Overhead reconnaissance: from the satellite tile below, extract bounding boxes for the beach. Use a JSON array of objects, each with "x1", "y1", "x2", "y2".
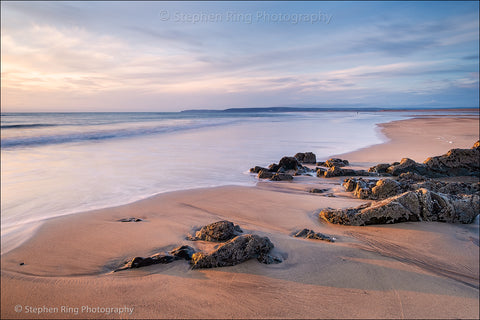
[{"x1": 1, "y1": 115, "x2": 479, "y2": 319}]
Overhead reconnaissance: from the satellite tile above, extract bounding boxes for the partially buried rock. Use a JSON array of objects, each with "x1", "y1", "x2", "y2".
[
  {"x1": 115, "y1": 254, "x2": 175, "y2": 271},
  {"x1": 386, "y1": 158, "x2": 428, "y2": 176},
  {"x1": 250, "y1": 166, "x2": 268, "y2": 174},
  {"x1": 118, "y1": 217, "x2": 143, "y2": 222},
  {"x1": 190, "y1": 234, "x2": 281, "y2": 269},
  {"x1": 309, "y1": 188, "x2": 328, "y2": 194},
  {"x1": 187, "y1": 220, "x2": 243, "y2": 242},
  {"x1": 293, "y1": 229, "x2": 335, "y2": 242},
  {"x1": 323, "y1": 166, "x2": 370, "y2": 178},
  {"x1": 169, "y1": 245, "x2": 196, "y2": 261},
  {"x1": 423, "y1": 144, "x2": 480, "y2": 176}
]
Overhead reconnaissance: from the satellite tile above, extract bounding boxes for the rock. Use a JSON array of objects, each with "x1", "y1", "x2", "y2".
[
  {"x1": 325, "y1": 158, "x2": 349, "y2": 167},
  {"x1": 423, "y1": 147, "x2": 480, "y2": 176},
  {"x1": 190, "y1": 234, "x2": 278, "y2": 269},
  {"x1": 371, "y1": 179, "x2": 401, "y2": 199},
  {"x1": 293, "y1": 228, "x2": 335, "y2": 242},
  {"x1": 319, "y1": 189, "x2": 479, "y2": 226},
  {"x1": 309, "y1": 188, "x2": 328, "y2": 193},
  {"x1": 257, "y1": 254, "x2": 283, "y2": 264},
  {"x1": 268, "y1": 163, "x2": 281, "y2": 172},
  {"x1": 115, "y1": 254, "x2": 176, "y2": 271},
  {"x1": 316, "y1": 168, "x2": 327, "y2": 177},
  {"x1": 19, "y1": 262, "x2": 24, "y2": 266},
  {"x1": 250, "y1": 166, "x2": 268, "y2": 173},
  {"x1": 316, "y1": 161, "x2": 327, "y2": 166},
  {"x1": 258, "y1": 169, "x2": 274, "y2": 179},
  {"x1": 169, "y1": 245, "x2": 196, "y2": 261},
  {"x1": 278, "y1": 156, "x2": 299, "y2": 171},
  {"x1": 386, "y1": 158, "x2": 428, "y2": 176},
  {"x1": 398, "y1": 172, "x2": 426, "y2": 182},
  {"x1": 295, "y1": 152, "x2": 316, "y2": 163},
  {"x1": 271, "y1": 173, "x2": 293, "y2": 181},
  {"x1": 323, "y1": 166, "x2": 370, "y2": 178},
  {"x1": 368, "y1": 163, "x2": 390, "y2": 174},
  {"x1": 118, "y1": 217, "x2": 143, "y2": 222},
  {"x1": 188, "y1": 220, "x2": 242, "y2": 242}
]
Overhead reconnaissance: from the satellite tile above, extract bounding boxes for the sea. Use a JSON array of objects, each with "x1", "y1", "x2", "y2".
[{"x1": 0, "y1": 110, "x2": 475, "y2": 252}]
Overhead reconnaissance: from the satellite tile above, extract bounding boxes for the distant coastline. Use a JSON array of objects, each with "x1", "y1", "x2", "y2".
[{"x1": 180, "y1": 106, "x2": 479, "y2": 113}]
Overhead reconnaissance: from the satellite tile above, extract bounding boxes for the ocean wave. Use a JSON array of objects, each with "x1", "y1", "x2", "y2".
[
  {"x1": 1, "y1": 119, "x2": 240, "y2": 149},
  {"x1": 1, "y1": 124, "x2": 58, "y2": 129}
]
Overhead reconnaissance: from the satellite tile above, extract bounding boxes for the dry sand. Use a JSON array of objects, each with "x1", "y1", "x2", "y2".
[{"x1": 1, "y1": 115, "x2": 479, "y2": 319}]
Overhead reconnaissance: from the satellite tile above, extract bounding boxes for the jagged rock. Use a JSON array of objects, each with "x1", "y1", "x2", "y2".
[
  {"x1": 316, "y1": 161, "x2": 327, "y2": 166},
  {"x1": 319, "y1": 189, "x2": 479, "y2": 226},
  {"x1": 386, "y1": 158, "x2": 428, "y2": 176},
  {"x1": 293, "y1": 228, "x2": 335, "y2": 242},
  {"x1": 278, "y1": 156, "x2": 299, "y2": 171},
  {"x1": 250, "y1": 166, "x2": 268, "y2": 173},
  {"x1": 190, "y1": 234, "x2": 279, "y2": 269},
  {"x1": 368, "y1": 163, "x2": 390, "y2": 174},
  {"x1": 323, "y1": 166, "x2": 370, "y2": 178},
  {"x1": 398, "y1": 172, "x2": 426, "y2": 182},
  {"x1": 188, "y1": 220, "x2": 242, "y2": 242},
  {"x1": 316, "y1": 168, "x2": 327, "y2": 177},
  {"x1": 169, "y1": 245, "x2": 196, "y2": 261},
  {"x1": 271, "y1": 173, "x2": 293, "y2": 181},
  {"x1": 258, "y1": 169, "x2": 274, "y2": 179},
  {"x1": 424, "y1": 146, "x2": 480, "y2": 176},
  {"x1": 295, "y1": 152, "x2": 317, "y2": 164},
  {"x1": 325, "y1": 158, "x2": 349, "y2": 168},
  {"x1": 114, "y1": 254, "x2": 175, "y2": 271},
  {"x1": 372, "y1": 179, "x2": 401, "y2": 199},
  {"x1": 310, "y1": 188, "x2": 328, "y2": 193},
  {"x1": 118, "y1": 217, "x2": 143, "y2": 222}
]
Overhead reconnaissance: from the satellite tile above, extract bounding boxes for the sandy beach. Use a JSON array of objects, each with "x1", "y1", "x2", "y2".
[{"x1": 1, "y1": 115, "x2": 479, "y2": 319}]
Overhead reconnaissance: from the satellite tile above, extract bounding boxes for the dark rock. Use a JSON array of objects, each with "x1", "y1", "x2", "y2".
[
  {"x1": 398, "y1": 172, "x2": 426, "y2": 182},
  {"x1": 271, "y1": 173, "x2": 293, "y2": 181},
  {"x1": 372, "y1": 179, "x2": 401, "y2": 199},
  {"x1": 278, "y1": 156, "x2": 299, "y2": 171},
  {"x1": 268, "y1": 163, "x2": 280, "y2": 172},
  {"x1": 316, "y1": 168, "x2": 327, "y2": 177},
  {"x1": 190, "y1": 234, "x2": 277, "y2": 269},
  {"x1": 118, "y1": 217, "x2": 143, "y2": 222},
  {"x1": 309, "y1": 188, "x2": 328, "y2": 193},
  {"x1": 169, "y1": 245, "x2": 196, "y2": 261},
  {"x1": 293, "y1": 228, "x2": 335, "y2": 242},
  {"x1": 423, "y1": 147, "x2": 480, "y2": 176},
  {"x1": 19, "y1": 262, "x2": 24, "y2": 266},
  {"x1": 250, "y1": 166, "x2": 268, "y2": 173},
  {"x1": 188, "y1": 220, "x2": 242, "y2": 242},
  {"x1": 386, "y1": 158, "x2": 428, "y2": 176},
  {"x1": 316, "y1": 161, "x2": 327, "y2": 166},
  {"x1": 258, "y1": 169, "x2": 274, "y2": 179},
  {"x1": 323, "y1": 166, "x2": 370, "y2": 178},
  {"x1": 368, "y1": 163, "x2": 390, "y2": 173},
  {"x1": 325, "y1": 158, "x2": 349, "y2": 167},
  {"x1": 116, "y1": 254, "x2": 175, "y2": 271},
  {"x1": 257, "y1": 254, "x2": 283, "y2": 264},
  {"x1": 320, "y1": 189, "x2": 479, "y2": 226},
  {"x1": 295, "y1": 152, "x2": 316, "y2": 163}
]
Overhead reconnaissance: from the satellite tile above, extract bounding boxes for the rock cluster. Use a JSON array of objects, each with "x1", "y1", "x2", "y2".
[
  {"x1": 320, "y1": 189, "x2": 479, "y2": 226},
  {"x1": 292, "y1": 229, "x2": 335, "y2": 242},
  {"x1": 368, "y1": 141, "x2": 480, "y2": 178},
  {"x1": 188, "y1": 221, "x2": 282, "y2": 269},
  {"x1": 251, "y1": 154, "x2": 315, "y2": 181}
]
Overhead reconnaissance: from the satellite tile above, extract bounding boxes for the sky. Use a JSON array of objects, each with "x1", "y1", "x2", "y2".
[{"x1": 1, "y1": 1, "x2": 479, "y2": 112}]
